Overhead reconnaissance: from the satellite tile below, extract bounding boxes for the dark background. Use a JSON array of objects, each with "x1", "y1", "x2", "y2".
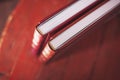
[{"x1": 0, "y1": 0, "x2": 18, "y2": 35}]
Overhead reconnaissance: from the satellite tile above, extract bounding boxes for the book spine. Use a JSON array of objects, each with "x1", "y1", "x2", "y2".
[
  {"x1": 39, "y1": 43, "x2": 55, "y2": 63},
  {"x1": 31, "y1": 29, "x2": 44, "y2": 54}
]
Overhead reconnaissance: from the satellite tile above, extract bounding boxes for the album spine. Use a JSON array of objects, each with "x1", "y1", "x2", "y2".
[
  {"x1": 39, "y1": 43, "x2": 55, "y2": 63},
  {"x1": 31, "y1": 29, "x2": 46, "y2": 54}
]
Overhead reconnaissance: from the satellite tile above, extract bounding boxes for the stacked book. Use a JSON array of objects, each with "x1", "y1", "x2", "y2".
[{"x1": 31, "y1": 0, "x2": 120, "y2": 63}]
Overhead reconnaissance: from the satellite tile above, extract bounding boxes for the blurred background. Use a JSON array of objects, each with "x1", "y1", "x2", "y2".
[{"x1": 0, "y1": 0, "x2": 18, "y2": 36}]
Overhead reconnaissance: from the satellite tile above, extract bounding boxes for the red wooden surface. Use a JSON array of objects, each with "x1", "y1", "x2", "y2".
[{"x1": 0, "y1": 0, "x2": 120, "y2": 80}]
